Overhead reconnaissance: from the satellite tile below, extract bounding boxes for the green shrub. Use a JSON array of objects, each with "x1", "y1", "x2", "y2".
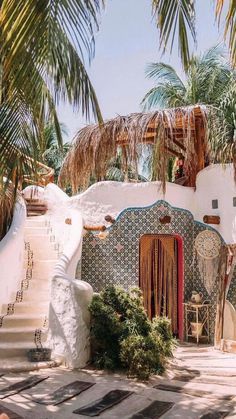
[
  {"x1": 151, "y1": 316, "x2": 177, "y2": 357},
  {"x1": 120, "y1": 334, "x2": 164, "y2": 380},
  {"x1": 88, "y1": 286, "x2": 175, "y2": 379},
  {"x1": 88, "y1": 294, "x2": 123, "y2": 369}
]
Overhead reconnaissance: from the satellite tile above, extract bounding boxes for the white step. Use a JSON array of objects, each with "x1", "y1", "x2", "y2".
[
  {"x1": 33, "y1": 245, "x2": 58, "y2": 256},
  {"x1": 0, "y1": 356, "x2": 60, "y2": 372},
  {"x1": 25, "y1": 215, "x2": 48, "y2": 227},
  {"x1": 24, "y1": 260, "x2": 56, "y2": 277},
  {"x1": 27, "y1": 240, "x2": 59, "y2": 253},
  {"x1": 2, "y1": 314, "x2": 46, "y2": 329},
  {"x1": 1, "y1": 302, "x2": 49, "y2": 315},
  {"x1": 24, "y1": 227, "x2": 49, "y2": 236},
  {"x1": 10, "y1": 289, "x2": 50, "y2": 303},
  {"x1": 30, "y1": 248, "x2": 58, "y2": 259},
  {"x1": 0, "y1": 214, "x2": 57, "y2": 361},
  {"x1": 30, "y1": 244, "x2": 58, "y2": 255},
  {"x1": 0, "y1": 327, "x2": 47, "y2": 343},
  {"x1": 0, "y1": 341, "x2": 48, "y2": 358},
  {"x1": 22, "y1": 279, "x2": 51, "y2": 291},
  {"x1": 25, "y1": 235, "x2": 53, "y2": 244},
  {"x1": 24, "y1": 220, "x2": 48, "y2": 227},
  {"x1": 22, "y1": 290, "x2": 50, "y2": 302},
  {"x1": 20, "y1": 276, "x2": 52, "y2": 285}
]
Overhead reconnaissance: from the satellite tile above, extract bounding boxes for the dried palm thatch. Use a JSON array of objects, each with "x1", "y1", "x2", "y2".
[{"x1": 59, "y1": 105, "x2": 211, "y2": 193}]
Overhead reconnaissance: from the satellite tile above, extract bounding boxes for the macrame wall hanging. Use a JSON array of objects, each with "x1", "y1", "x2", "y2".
[{"x1": 194, "y1": 230, "x2": 222, "y2": 295}]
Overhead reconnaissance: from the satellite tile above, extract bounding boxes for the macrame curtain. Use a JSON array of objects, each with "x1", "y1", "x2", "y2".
[{"x1": 140, "y1": 235, "x2": 178, "y2": 334}]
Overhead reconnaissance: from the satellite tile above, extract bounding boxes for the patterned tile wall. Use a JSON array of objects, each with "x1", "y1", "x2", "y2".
[{"x1": 81, "y1": 200, "x2": 224, "y2": 342}]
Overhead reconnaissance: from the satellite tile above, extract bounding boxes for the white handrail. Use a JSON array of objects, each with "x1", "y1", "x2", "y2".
[{"x1": 44, "y1": 183, "x2": 93, "y2": 368}]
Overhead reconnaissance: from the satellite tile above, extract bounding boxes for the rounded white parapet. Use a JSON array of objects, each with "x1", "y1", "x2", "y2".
[{"x1": 22, "y1": 185, "x2": 45, "y2": 201}]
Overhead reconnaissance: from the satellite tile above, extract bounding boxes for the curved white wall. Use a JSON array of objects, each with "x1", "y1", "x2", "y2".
[
  {"x1": 70, "y1": 181, "x2": 195, "y2": 227},
  {"x1": 0, "y1": 196, "x2": 26, "y2": 312},
  {"x1": 66, "y1": 164, "x2": 236, "y2": 244}
]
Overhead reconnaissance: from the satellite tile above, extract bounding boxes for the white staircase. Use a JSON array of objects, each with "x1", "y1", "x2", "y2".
[{"x1": 0, "y1": 215, "x2": 59, "y2": 368}]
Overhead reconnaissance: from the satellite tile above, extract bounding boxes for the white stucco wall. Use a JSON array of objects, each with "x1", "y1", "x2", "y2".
[
  {"x1": 44, "y1": 183, "x2": 70, "y2": 211},
  {"x1": 70, "y1": 181, "x2": 195, "y2": 227},
  {"x1": 0, "y1": 196, "x2": 26, "y2": 312},
  {"x1": 67, "y1": 164, "x2": 236, "y2": 244},
  {"x1": 194, "y1": 164, "x2": 236, "y2": 243}
]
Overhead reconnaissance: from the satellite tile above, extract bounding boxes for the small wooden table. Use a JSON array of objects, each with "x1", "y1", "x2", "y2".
[{"x1": 184, "y1": 302, "x2": 210, "y2": 344}]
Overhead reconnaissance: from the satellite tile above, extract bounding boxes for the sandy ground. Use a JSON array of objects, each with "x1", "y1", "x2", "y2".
[{"x1": 1, "y1": 344, "x2": 236, "y2": 418}]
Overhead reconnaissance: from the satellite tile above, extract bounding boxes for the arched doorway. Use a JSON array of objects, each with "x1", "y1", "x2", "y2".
[{"x1": 139, "y1": 234, "x2": 184, "y2": 340}]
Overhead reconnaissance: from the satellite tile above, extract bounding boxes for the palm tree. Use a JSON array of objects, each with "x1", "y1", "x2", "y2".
[
  {"x1": 43, "y1": 141, "x2": 71, "y2": 184},
  {"x1": 25, "y1": 118, "x2": 70, "y2": 181},
  {"x1": 209, "y1": 78, "x2": 236, "y2": 167},
  {"x1": 25, "y1": 115, "x2": 68, "y2": 164},
  {"x1": 0, "y1": 0, "x2": 103, "y2": 237},
  {"x1": 142, "y1": 46, "x2": 233, "y2": 110},
  {"x1": 0, "y1": 0, "x2": 103, "y2": 175},
  {"x1": 104, "y1": 148, "x2": 148, "y2": 182},
  {"x1": 152, "y1": 0, "x2": 235, "y2": 70},
  {"x1": 142, "y1": 45, "x2": 236, "y2": 176}
]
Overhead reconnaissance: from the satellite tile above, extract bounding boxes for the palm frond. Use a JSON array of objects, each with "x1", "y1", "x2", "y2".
[
  {"x1": 142, "y1": 84, "x2": 187, "y2": 110},
  {"x1": 145, "y1": 62, "x2": 186, "y2": 88},
  {"x1": 0, "y1": 64, "x2": 66, "y2": 188},
  {"x1": 143, "y1": 46, "x2": 233, "y2": 112},
  {"x1": 142, "y1": 62, "x2": 186, "y2": 109},
  {"x1": 152, "y1": 0, "x2": 196, "y2": 70},
  {"x1": 186, "y1": 45, "x2": 232, "y2": 104},
  {"x1": 209, "y1": 79, "x2": 236, "y2": 171},
  {"x1": 0, "y1": 0, "x2": 103, "y2": 122},
  {"x1": 0, "y1": 0, "x2": 104, "y2": 237},
  {"x1": 215, "y1": 0, "x2": 236, "y2": 67}
]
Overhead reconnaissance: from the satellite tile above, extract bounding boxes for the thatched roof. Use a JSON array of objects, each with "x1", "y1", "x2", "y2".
[{"x1": 59, "y1": 105, "x2": 210, "y2": 192}]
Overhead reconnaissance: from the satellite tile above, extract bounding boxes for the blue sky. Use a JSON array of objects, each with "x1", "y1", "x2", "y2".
[{"x1": 58, "y1": 0, "x2": 225, "y2": 140}]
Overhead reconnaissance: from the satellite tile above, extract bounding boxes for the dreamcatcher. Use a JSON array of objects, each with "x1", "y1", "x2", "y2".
[{"x1": 194, "y1": 230, "x2": 222, "y2": 295}]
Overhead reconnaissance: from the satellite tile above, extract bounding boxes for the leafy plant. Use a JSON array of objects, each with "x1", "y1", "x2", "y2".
[
  {"x1": 142, "y1": 46, "x2": 232, "y2": 111},
  {"x1": 152, "y1": 316, "x2": 176, "y2": 357},
  {"x1": 142, "y1": 45, "x2": 236, "y2": 171},
  {"x1": 120, "y1": 334, "x2": 164, "y2": 380},
  {"x1": 89, "y1": 286, "x2": 175, "y2": 379},
  {"x1": 0, "y1": 0, "x2": 103, "y2": 238},
  {"x1": 152, "y1": 0, "x2": 236, "y2": 70}
]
